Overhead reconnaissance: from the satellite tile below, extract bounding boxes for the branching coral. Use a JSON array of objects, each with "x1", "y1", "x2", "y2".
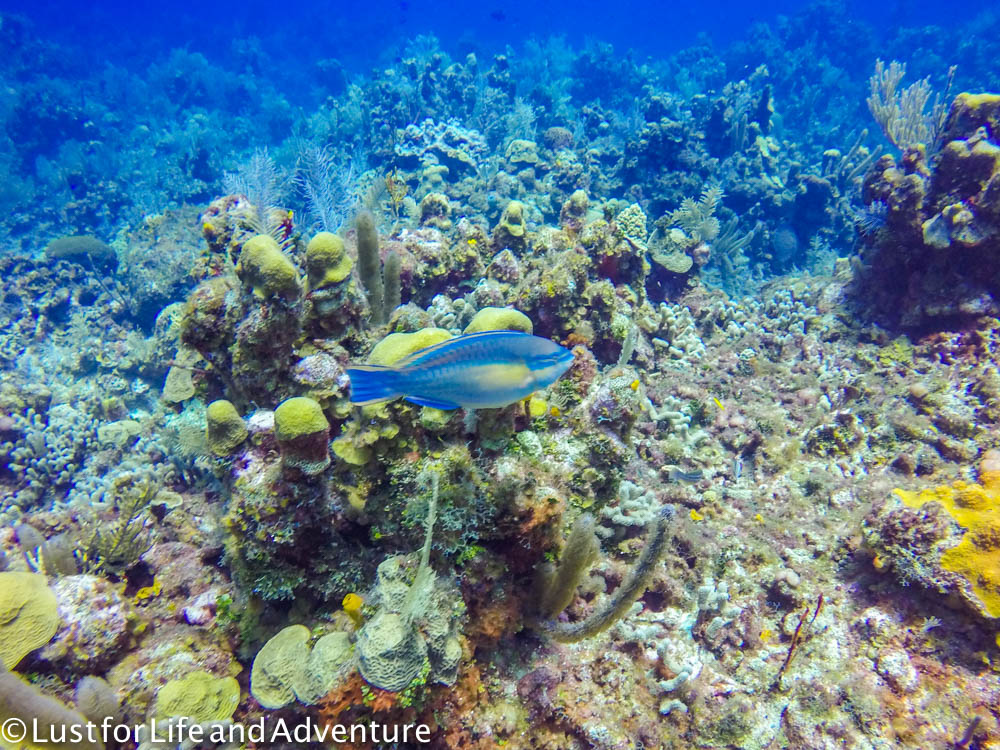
[{"x1": 3, "y1": 403, "x2": 97, "y2": 511}]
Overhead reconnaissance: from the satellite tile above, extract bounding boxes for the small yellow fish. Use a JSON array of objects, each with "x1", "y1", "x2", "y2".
[{"x1": 343, "y1": 593, "x2": 364, "y2": 627}]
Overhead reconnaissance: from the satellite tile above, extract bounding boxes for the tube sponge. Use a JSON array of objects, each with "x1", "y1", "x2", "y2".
[
  {"x1": 534, "y1": 507, "x2": 673, "y2": 642},
  {"x1": 356, "y1": 211, "x2": 385, "y2": 323},
  {"x1": 383, "y1": 250, "x2": 402, "y2": 318},
  {"x1": 74, "y1": 677, "x2": 120, "y2": 725},
  {"x1": 536, "y1": 514, "x2": 600, "y2": 620},
  {"x1": 0, "y1": 660, "x2": 102, "y2": 750}
]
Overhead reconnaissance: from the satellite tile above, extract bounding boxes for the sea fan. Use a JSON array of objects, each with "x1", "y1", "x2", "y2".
[
  {"x1": 295, "y1": 143, "x2": 359, "y2": 233},
  {"x1": 222, "y1": 148, "x2": 291, "y2": 244},
  {"x1": 671, "y1": 185, "x2": 723, "y2": 243}
]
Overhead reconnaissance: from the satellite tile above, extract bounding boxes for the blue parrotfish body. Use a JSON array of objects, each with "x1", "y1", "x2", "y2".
[{"x1": 346, "y1": 331, "x2": 575, "y2": 410}]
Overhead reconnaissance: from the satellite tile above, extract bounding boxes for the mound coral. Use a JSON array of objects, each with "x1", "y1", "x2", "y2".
[
  {"x1": 154, "y1": 671, "x2": 240, "y2": 723},
  {"x1": 236, "y1": 234, "x2": 300, "y2": 300},
  {"x1": 305, "y1": 231, "x2": 353, "y2": 291},
  {"x1": 205, "y1": 400, "x2": 248, "y2": 456},
  {"x1": 463, "y1": 307, "x2": 533, "y2": 334},
  {"x1": 366, "y1": 328, "x2": 453, "y2": 366},
  {"x1": 273, "y1": 396, "x2": 330, "y2": 475}
]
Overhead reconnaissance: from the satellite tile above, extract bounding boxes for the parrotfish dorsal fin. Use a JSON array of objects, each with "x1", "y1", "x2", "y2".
[{"x1": 394, "y1": 330, "x2": 532, "y2": 369}]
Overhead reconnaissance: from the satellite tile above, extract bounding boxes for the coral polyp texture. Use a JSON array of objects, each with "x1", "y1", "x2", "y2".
[{"x1": 3, "y1": 5, "x2": 1000, "y2": 749}]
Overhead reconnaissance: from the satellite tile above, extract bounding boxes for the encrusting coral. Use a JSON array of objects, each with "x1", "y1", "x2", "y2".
[
  {"x1": 154, "y1": 671, "x2": 240, "y2": 723},
  {"x1": 892, "y1": 450, "x2": 1000, "y2": 618}
]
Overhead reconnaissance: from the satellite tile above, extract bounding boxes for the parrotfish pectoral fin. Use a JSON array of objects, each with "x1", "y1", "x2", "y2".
[
  {"x1": 346, "y1": 365, "x2": 403, "y2": 405},
  {"x1": 403, "y1": 395, "x2": 462, "y2": 410}
]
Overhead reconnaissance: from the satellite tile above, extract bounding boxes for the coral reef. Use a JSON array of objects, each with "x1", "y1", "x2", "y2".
[
  {"x1": 3, "y1": 9, "x2": 1000, "y2": 750},
  {"x1": 858, "y1": 92, "x2": 1000, "y2": 328}
]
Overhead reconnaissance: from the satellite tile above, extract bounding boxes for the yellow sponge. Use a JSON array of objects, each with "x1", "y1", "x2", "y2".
[{"x1": 895, "y1": 467, "x2": 1000, "y2": 617}]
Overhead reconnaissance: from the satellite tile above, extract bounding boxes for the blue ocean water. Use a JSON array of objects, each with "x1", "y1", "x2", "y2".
[
  {"x1": 2, "y1": 0, "x2": 1000, "y2": 747},
  {"x1": 2, "y1": 0, "x2": 997, "y2": 266}
]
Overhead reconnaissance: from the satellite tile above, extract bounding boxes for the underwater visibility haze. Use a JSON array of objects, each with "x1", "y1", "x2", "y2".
[{"x1": 3, "y1": 0, "x2": 1000, "y2": 747}]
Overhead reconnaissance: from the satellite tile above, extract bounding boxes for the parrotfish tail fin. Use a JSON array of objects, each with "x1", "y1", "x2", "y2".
[{"x1": 346, "y1": 365, "x2": 403, "y2": 405}]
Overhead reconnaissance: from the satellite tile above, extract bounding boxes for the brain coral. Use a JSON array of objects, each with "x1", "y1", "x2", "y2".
[
  {"x1": 155, "y1": 671, "x2": 240, "y2": 723},
  {"x1": 250, "y1": 625, "x2": 353, "y2": 708},
  {"x1": 0, "y1": 572, "x2": 58, "y2": 670}
]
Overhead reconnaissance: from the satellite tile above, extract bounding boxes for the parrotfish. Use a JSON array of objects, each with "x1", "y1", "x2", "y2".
[{"x1": 347, "y1": 331, "x2": 574, "y2": 410}]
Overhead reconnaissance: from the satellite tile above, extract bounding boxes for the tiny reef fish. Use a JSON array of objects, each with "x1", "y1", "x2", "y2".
[
  {"x1": 347, "y1": 330, "x2": 575, "y2": 410},
  {"x1": 668, "y1": 467, "x2": 704, "y2": 483}
]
